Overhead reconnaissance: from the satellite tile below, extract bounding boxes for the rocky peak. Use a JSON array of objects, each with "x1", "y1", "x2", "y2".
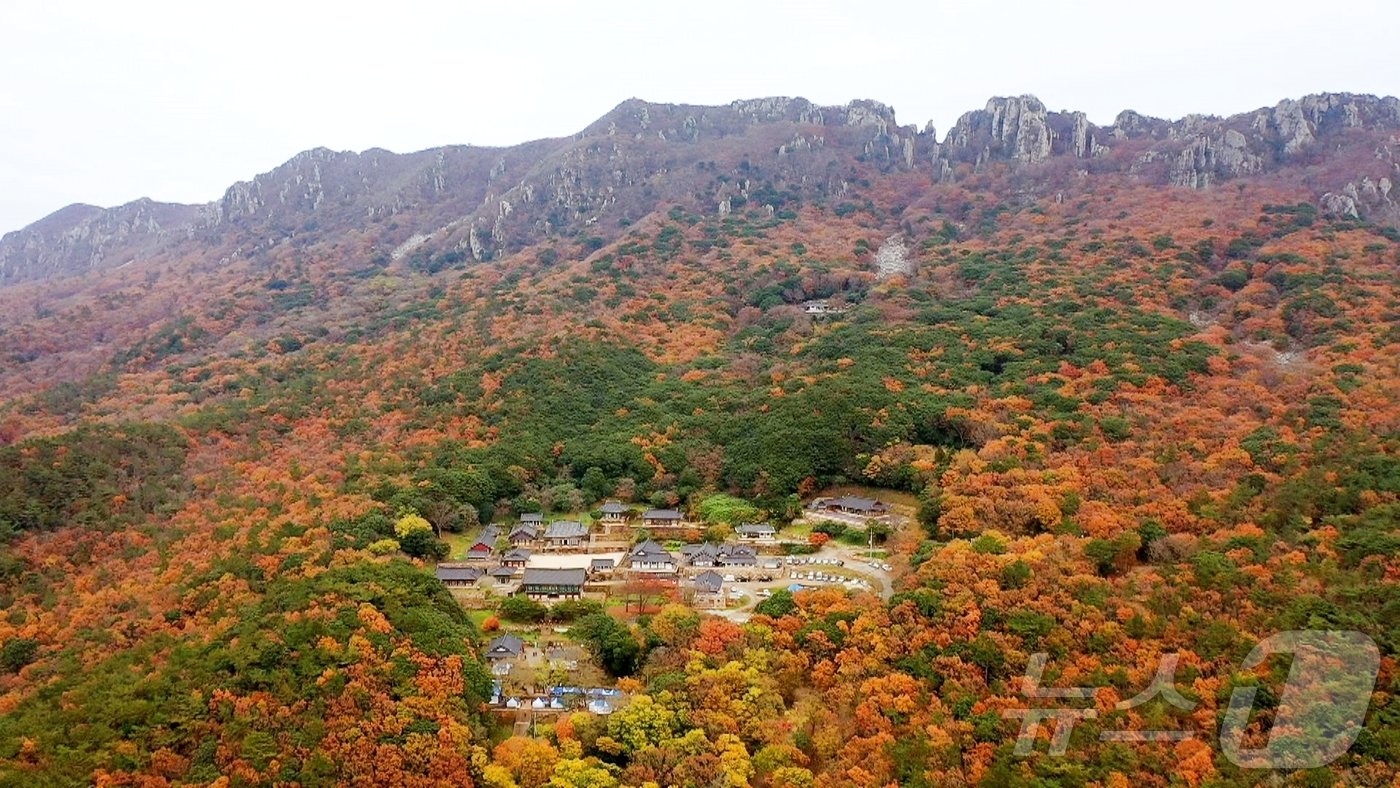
[
  {"x1": 1259, "y1": 93, "x2": 1400, "y2": 155},
  {"x1": 591, "y1": 96, "x2": 909, "y2": 142},
  {"x1": 938, "y1": 95, "x2": 1101, "y2": 171},
  {"x1": 1152, "y1": 93, "x2": 1400, "y2": 193},
  {"x1": 1108, "y1": 109, "x2": 1169, "y2": 140},
  {"x1": 0, "y1": 198, "x2": 199, "y2": 286},
  {"x1": 839, "y1": 99, "x2": 898, "y2": 131},
  {"x1": 215, "y1": 146, "x2": 364, "y2": 224},
  {"x1": 942, "y1": 96, "x2": 1050, "y2": 164},
  {"x1": 727, "y1": 96, "x2": 822, "y2": 125}
]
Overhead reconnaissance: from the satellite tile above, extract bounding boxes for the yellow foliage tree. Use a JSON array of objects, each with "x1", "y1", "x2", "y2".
[{"x1": 394, "y1": 512, "x2": 433, "y2": 538}]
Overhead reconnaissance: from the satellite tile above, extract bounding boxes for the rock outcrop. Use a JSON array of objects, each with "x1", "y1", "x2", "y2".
[
  {"x1": 4, "y1": 92, "x2": 1399, "y2": 287},
  {"x1": 928, "y1": 92, "x2": 1400, "y2": 229},
  {"x1": 0, "y1": 198, "x2": 198, "y2": 286},
  {"x1": 934, "y1": 95, "x2": 1107, "y2": 177},
  {"x1": 1167, "y1": 128, "x2": 1264, "y2": 188}
]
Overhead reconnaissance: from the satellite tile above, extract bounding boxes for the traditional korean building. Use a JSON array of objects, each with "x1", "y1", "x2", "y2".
[{"x1": 519, "y1": 567, "x2": 587, "y2": 601}]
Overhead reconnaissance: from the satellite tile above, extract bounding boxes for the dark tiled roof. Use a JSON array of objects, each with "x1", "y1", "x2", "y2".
[
  {"x1": 486, "y1": 634, "x2": 524, "y2": 657},
  {"x1": 693, "y1": 570, "x2": 724, "y2": 593},
  {"x1": 520, "y1": 513, "x2": 544, "y2": 523},
  {"x1": 600, "y1": 502, "x2": 628, "y2": 514},
  {"x1": 521, "y1": 567, "x2": 587, "y2": 587},
  {"x1": 544, "y1": 520, "x2": 588, "y2": 539},
  {"x1": 590, "y1": 558, "x2": 616, "y2": 569},
  {"x1": 629, "y1": 539, "x2": 673, "y2": 559},
  {"x1": 828, "y1": 496, "x2": 886, "y2": 512},
  {"x1": 490, "y1": 566, "x2": 518, "y2": 578},
  {"x1": 642, "y1": 508, "x2": 683, "y2": 520},
  {"x1": 737, "y1": 522, "x2": 776, "y2": 535},
  {"x1": 503, "y1": 548, "x2": 532, "y2": 561},
  {"x1": 436, "y1": 564, "x2": 484, "y2": 582},
  {"x1": 684, "y1": 543, "x2": 756, "y2": 564}
]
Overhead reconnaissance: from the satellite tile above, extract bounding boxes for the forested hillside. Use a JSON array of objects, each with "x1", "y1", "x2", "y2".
[{"x1": 0, "y1": 92, "x2": 1396, "y2": 786}]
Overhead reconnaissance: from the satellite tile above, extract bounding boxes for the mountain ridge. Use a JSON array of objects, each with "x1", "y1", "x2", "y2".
[{"x1": 3, "y1": 91, "x2": 1398, "y2": 288}]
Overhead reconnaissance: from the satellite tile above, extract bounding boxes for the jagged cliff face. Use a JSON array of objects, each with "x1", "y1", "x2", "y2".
[
  {"x1": 0, "y1": 199, "x2": 199, "y2": 286},
  {"x1": 3, "y1": 91, "x2": 1398, "y2": 287},
  {"x1": 931, "y1": 92, "x2": 1400, "y2": 195}
]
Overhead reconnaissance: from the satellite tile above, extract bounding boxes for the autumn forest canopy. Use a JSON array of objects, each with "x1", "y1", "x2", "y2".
[{"x1": 0, "y1": 92, "x2": 1398, "y2": 786}]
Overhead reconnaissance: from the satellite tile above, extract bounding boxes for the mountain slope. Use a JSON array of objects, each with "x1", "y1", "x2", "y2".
[{"x1": 0, "y1": 93, "x2": 1397, "y2": 785}]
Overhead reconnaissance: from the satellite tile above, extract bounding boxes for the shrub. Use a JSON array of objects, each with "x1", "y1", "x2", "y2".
[
  {"x1": 367, "y1": 538, "x2": 400, "y2": 555},
  {"x1": 549, "y1": 599, "x2": 605, "y2": 622},
  {"x1": 1216, "y1": 268, "x2": 1249, "y2": 291},
  {"x1": 571, "y1": 614, "x2": 642, "y2": 677},
  {"x1": 971, "y1": 534, "x2": 1006, "y2": 555},
  {"x1": 1147, "y1": 533, "x2": 1197, "y2": 563},
  {"x1": 1084, "y1": 533, "x2": 1140, "y2": 576},
  {"x1": 499, "y1": 596, "x2": 548, "y2": 624},
  {"x1": 1, "y1": 637, "x2": 39, "y2": 673},
  {"x1": 755, "y1": 589, "x2": 797, "y2": 618},
  {"x1": 399, "y1": 528, "x2": 448, "y2": 560},
  {"x1": 1192, "y1": 550, "x2": 1237, "y2": 589},
  {"x1": 1000, "y1": 560, "x2": 1032, "y2": 589},
  {"x1": 697, "y1": 494, "x2": 760, "y2": 524}
]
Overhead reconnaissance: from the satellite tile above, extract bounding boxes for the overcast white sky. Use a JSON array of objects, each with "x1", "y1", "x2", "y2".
[{"x1": 3, "y1": 0, "x2": 1397, "y2": 234}]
